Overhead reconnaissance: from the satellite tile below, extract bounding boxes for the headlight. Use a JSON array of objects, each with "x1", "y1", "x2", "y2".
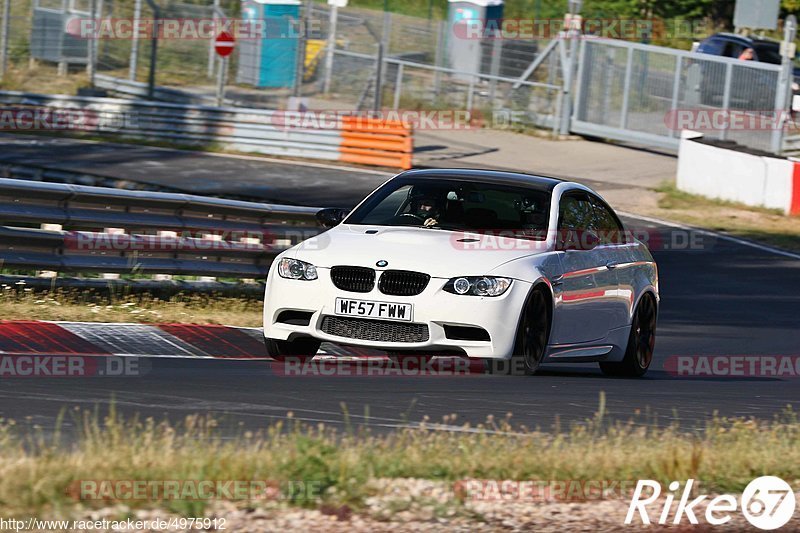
[
  {"x1": 277, "y1": 258, "x2": 318, "y2": 280},
  {"x1": 444, "y1": 276, "x2": 512, "y2": 297},
  {"x1": 793, "y1": 82, "x2": 800, "y2": 92}
]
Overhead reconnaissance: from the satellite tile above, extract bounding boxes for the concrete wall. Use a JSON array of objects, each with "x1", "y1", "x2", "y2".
[{"x1": 677, "y1": 131, "x2": 800, "y2": 215}]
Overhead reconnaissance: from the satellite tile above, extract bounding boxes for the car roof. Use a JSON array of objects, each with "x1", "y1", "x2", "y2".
[
  {"x1": 709, "y1": 33, "x2": 778, "y2": 46},
  {"x1": 395, "y1": 168, "x2": 565, "y2": 192}
]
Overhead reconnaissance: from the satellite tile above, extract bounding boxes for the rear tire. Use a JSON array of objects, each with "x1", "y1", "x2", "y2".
[
  {"x1": 264, "y1": 337, "x2": 321, "y2": 362},
  {"x1": 600, "y1": 293, "x2": 657, "y2": 378},
  {"x1": 487, "y1": 288, "x2": 551, "y2": 376}
]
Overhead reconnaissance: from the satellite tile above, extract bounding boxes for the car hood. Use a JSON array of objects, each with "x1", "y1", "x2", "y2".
[{"x1": 292, "y1": 225, "x2": 550, "y2": 278}]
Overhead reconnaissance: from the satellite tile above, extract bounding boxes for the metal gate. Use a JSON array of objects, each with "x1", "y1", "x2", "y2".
[{"x1": 571, "y1": 38, "x2": 788, "y2": 154}]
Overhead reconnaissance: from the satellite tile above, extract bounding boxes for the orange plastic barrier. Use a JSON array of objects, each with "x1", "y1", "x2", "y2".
[{"x1": 339, "y1": 116, "x2": 413, "y2": 170}]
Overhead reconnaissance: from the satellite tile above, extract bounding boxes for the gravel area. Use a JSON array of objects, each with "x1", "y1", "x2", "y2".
[{"x1": 51, "y1": 479, "x2": 799, "y2": 532}]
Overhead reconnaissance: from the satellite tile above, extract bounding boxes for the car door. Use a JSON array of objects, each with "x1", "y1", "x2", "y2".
[
  {"x1": 588, "y1": 194, "x2": 631, "y2": 330},
  {"x1": 549, "y1": 191, "x2": 618, "y2": 345}
]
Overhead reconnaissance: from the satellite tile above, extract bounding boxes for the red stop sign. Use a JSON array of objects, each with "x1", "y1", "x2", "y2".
[{"x1": 215, "y1": 32, "x2": 236, "y2": 58}]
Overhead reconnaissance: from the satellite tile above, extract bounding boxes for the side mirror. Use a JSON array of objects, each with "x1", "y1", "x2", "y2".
[
  {"x1": 557, "y1": 229, "x2": 600, "y2": 251},
  {"x1": 316, "y1": 208, "x2": 349, "y2": 228}
]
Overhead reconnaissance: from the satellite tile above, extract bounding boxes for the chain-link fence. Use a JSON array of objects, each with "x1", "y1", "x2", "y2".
[
  {"x1": 1, "y1": 1, "x2": 793, "y2": 153},
  {"x1": 0, "y1": 0, "x2": 240, "y2": 93}
]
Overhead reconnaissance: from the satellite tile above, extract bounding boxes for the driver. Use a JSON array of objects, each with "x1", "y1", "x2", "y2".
[{"x1": 410, "y1": 194, "x2": 440, "y2": 227}]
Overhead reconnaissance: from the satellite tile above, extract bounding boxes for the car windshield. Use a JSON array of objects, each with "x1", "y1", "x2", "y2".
[{"x1": 345, "y1": 178, "x2": 552, "y2": 240}]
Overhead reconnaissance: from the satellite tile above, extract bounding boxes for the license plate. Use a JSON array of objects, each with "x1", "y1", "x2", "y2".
[{"x1": 335, "y1": 298, "x2": 413, "y2": 322}]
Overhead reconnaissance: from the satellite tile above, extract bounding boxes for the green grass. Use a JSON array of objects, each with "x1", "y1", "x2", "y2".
[{"x1": 2, "y1": 401, "x2": 799, "y2": 518}]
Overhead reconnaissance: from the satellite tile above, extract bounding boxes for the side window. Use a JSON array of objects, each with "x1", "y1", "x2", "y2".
[
  {"x1": 558, "y1": 192, "x2": 595, "y2": 250},
  {"x1": 722, "y1": 41, "x2": 744, "y2": 59},
  {"x1": 590, "y1": 195, "x2": 624, "y2": 245},
  {"x1": 558, "y1": 192, "x2": 594, "y2": 231},
  {"x1": 698, "y1": 38, "x2": 724, "y2": 55}
]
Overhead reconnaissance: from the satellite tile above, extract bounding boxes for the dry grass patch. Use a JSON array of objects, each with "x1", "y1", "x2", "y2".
[
  {"x1": 654, "y1": 183, "x2": 800, "y2": 252},
  {"x1": 0, "y1": 286, "x2": 262, "y2": 327},
  {"x1": 0, "y1": 403, "x2": 798, "y2": 519}
]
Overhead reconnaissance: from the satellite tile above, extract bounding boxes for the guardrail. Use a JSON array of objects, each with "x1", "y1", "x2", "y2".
[
  {"x1": 94, "y1": 74, "x2": 225, "y2": 106},
  {"x1": 0, "y1": 91, "x2": 414, "y2": 170},
  {"x1": 0, "y1": 178, "x2": 323, "y2": 280}
]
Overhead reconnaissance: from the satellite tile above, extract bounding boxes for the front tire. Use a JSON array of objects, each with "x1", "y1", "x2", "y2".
[
  {"x1": 600, "y1": 293, "x2": 657, "y2": 378},
  {"x1": 487, "y1": 288, "x2": 551, "y2": 376},
  {"x1": 264, "y1": 337, "x2": 321, "y2": 362}
]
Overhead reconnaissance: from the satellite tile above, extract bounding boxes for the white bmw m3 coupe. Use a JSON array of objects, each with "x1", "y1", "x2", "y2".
[{"x1": 263, "y1": 169, "x2": 659, "y2": 377}]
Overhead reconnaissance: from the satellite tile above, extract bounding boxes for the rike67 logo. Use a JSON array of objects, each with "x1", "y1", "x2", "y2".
[{"x1": 626, "y1": 477, "x2": 796, "y2": 530}]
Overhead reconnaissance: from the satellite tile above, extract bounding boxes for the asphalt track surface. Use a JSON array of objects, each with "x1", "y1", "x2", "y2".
[
  {"x1": 0, "y1": 134, "x2": 390, "y2": 207},
  {"x1": 0, "y1": 137, "x2": 799, "y2": 435}
]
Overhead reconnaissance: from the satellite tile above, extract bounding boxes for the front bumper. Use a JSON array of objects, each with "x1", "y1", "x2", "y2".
[{"x1": 263, "y1": 267, "x2": 532, "y2": 359}]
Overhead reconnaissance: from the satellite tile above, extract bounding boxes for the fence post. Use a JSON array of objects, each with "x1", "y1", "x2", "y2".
[
  {"x1": 393, "y1": 61, "x2": 403, "y2": 110},
  {"x1": 669, "y1": 56, "x2": 682, "y2": 138},
  {"x1": 87, "y1": 0, "x2": 97, "y2": 86},
  {"x1": 772, "y1": 14, "x2": 797, "y2": 154},
  {"x1": 129, "y1": 0, "x2": 142, "y2": 80},
  {"x1": 488, "y1": 36, "x2": 501, "y2": 102},
  {"x1": 466, "y1": 73, "x2": 475, "y2": 110},
  {"x1": 293, "y1": 0, "x2": 312, "y2": 98},
  {"x1": 216, "y1": 56, "x2": 228, "y2": 107},
  {"x1": 322, "y1": 2, "x2": 339, "y2": 94},
  {"x1": 374, "y1": 42, "x2": 385, "y2": 112},
  {"x1": 619, "y1": 46, "x2": 633, "y2": 129},
  {"x1": 207, "y1": 0, "x2": 220, "y2": 79},
  {"x1": 720, "y1": 62, "x2": 733, "y2": 141},
  {"x1": 433, "y1": 20, "x2": 445, "y2": 96},
  {"x1": 145, "y1": 0, "x2": 160, "y2": 100},
  {"x1": 0, "y1": 0, "x2": 9, "y2": 81}
]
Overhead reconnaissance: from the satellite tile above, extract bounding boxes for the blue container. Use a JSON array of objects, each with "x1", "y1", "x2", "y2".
[{"x1": 238, "y1": 0, "x2": 301, "y2": 89}]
